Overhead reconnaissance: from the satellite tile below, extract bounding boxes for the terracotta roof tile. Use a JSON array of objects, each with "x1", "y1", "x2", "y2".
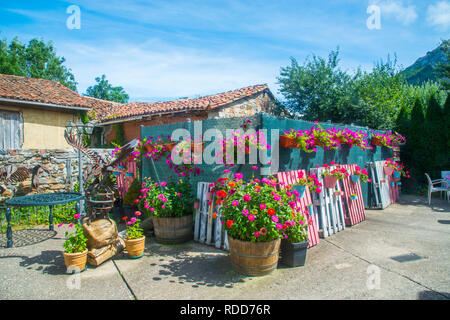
[{"x1": 99, "y1": 84, "x2": 269, "y2": 122}]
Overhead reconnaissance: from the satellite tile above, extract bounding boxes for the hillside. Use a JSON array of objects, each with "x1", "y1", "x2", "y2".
[{"x1": 401, "y1": 40, "x2": 449, "y2": 85}]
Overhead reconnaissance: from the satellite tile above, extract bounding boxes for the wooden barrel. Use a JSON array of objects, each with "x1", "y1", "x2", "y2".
[
  {"x1": 228, "y1": 235, "x2": 281, "y2": 276},
  {"x1": 152, "y1": 214, "x2": 194, "y2": 244}
]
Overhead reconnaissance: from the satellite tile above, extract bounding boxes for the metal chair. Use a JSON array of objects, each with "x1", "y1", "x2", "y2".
[{"x1": 425, "y1": 173, "x2": 448, "y2": 205}]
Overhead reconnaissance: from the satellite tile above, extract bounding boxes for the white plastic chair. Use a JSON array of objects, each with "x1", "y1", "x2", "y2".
[
  {"x1": 441, "y1": 171, "x2": 450, "y2": 202},
  {"x1": 425, "y1": 173, "x2": 449, "y2": 205}
]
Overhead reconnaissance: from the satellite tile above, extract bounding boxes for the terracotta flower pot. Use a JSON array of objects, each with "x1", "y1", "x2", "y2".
[
  {"x1": 383, "y1": 166, "x2": 394, "y2": 176},
  {"x1": 280, "y1": 135, "x2": 299, "y2": 148},
  {"x1": 145, "y1": 144, "x2": 154, "y2": 152},
  {"x1": 124, "y1": 236, "x2": 146, "y2": 258},
  {"x1": 371, "y1": 136, "x2": 382, "y2": 146},
  {"x1": 191, "y1": 142, "x2": 205, "y2": 152},
  {"x1": 165, "y1": 142, "x2": 177, "y2": 152},
  {"x1": 63, "y1": 249, "x2": 88, "y2": 273},
  {"x1": 323, "y1": 175, "x2": 338, "y2": 189}
]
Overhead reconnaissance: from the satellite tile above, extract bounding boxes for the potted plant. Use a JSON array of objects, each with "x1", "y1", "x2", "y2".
[
  {"x1": 310, "y1": 123, "x2": 340, "y2": 150},
  {"x1": 62, "y1": 213, "x2": 88, "y2": 273},
  {"x1": 292, "y1": 171, "x2": 310, "y2": 198},
  {"x1": 322, "y1": 164, "x2": 348, "y2": 189},
  {"x1": 123, "y1": 211, "x2": 145, "y2": 258},
  {"x1": 218, "y1": 173, "x2": 299, "y2": 276},
  {"x1": 280, "y1": 129, "x2": 315, "y2": 152},
  {"x1": 351, "y1": 166, "x2": 371, "y2": 183},
  {"x1": 139, "y1": 178, "x2": 194, "y2": 244},
  {"x1": 279, "y1": 212, "x2": 309, "y2": 267},
  {"x1": 122, "y1": 178, "x2": 141, "y2": 219},
  {"x1": 383, "y1": 158, "x2": 396, "y2": 176}
]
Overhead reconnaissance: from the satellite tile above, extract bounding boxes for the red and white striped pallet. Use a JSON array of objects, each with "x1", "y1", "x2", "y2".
[
  {"x1": 194, "y1": 182, "x2": 228, "y2": 251},
  {"x1": 339, "y1": 164, "x2": 366, "y2": 227},
  {"x1": 309, "y1": 166, "x2": 346, "y2": 238},
  {"x1": 116, "y1": 161, "x2": 138, "y2": 198},
  {"x1": 275, "y1": 170, "x2": 320, "y2": 248},
  {"x1": 388, "y1": 174, "x2": 400, "y2": 203}
]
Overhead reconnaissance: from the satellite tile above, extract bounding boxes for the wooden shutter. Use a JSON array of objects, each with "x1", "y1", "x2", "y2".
[{"x1": 0, "y1": 110, "x2": 24, "y2": 150}]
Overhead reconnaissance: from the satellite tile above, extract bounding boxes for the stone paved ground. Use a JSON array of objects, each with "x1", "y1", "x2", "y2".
[{"x1": 0, "y1": 194, "x2": 449, "y2": 300}]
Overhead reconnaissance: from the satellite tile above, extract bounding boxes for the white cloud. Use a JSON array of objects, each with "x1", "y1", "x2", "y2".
[
  {"x1": 426, "y1": 1, "x2": 450, "y2": 30},
  {"x1": 370, "y1": 0, "x2": 418, "y2": 25},
  {"x1": 58, "y1": 39, "x2": 282, "y2": 101}
]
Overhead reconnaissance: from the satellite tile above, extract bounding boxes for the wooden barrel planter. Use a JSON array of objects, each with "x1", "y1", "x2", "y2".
[
  {"x1": 228, "y1": 235, "x2": 281, "y2": 276},
  {"x1": 152, "y1": 214, "x2": 194, "y2": 244}
]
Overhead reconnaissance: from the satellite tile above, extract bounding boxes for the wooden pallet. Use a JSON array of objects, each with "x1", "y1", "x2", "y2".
[
  {"x1": 339, "y1": 164, "x2": 366, "y2": 227},
  {"x1": 194, "y1": 182, "x2": 228, "y2": 250},
  {"x1": 310, "y1": 167, "x2": 346, "y2": 238},
  {"x1": 275, "y1": 170, "x2": 320, "y2": 248},
  {"x1": 115, "y1": 161, "x2": 138, "y2": 198},
  {"x1": 369, "y1": 161, "x2": 392, "y2": 209}
]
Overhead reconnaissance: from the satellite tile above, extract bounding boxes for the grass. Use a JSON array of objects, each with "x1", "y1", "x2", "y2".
[{"x1": 0, "y1": 202, "x2": 77, "y2": 233}]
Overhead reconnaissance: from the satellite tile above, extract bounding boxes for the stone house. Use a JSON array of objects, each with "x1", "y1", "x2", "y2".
[{"x1": 94, "y1": 84, "x2": 278, "y2": 144}]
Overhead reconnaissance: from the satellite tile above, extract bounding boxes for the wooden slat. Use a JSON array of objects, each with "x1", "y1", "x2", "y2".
[
  {"x1": 275, "y1": 170, "x2": 320, "y2": 248},
  {"x1": 339, "y1": 164, "x2": 366, "y2": 226}
]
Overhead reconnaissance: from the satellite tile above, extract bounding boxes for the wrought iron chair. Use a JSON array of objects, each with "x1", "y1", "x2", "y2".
[{"x1": 425, "y1": 173, "x2": 448, "y2": 205}]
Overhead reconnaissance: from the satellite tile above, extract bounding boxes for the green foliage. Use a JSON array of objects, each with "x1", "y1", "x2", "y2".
[
  {"x1": 84, "y1": 74, "x2": 129, "y2": 103},
  {"x1": 124, "y1": 213, "x2": 144, "y2": 240},
  {"x1": 123, "y1": 178, "x2": 141, "y2": 206},
  {"x1": 63, "y1": 223, "x2": 88, "y2": 254},
  {"x1": 112, "y1": 124, "x2": 125, "y2": 147},
  {"x1": 0, "y1": 37, "x2": 77, "y2": 91}
]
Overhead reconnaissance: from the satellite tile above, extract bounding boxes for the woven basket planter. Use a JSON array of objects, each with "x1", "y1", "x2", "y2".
[
  {"x1": 63, "y1": 249, "x2": 88, "y2": 273},
  {"x1": 228, "y1": 235, "x2": 280, "y2": 276},
  {"x1": 124, "y1": 236, "x2": 145, "y2": 258}
]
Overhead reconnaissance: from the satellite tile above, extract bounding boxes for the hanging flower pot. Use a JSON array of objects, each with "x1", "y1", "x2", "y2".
[
  {"x1": 371, "y1": 136, "x2": 382, "y2": 146},
  {"x1": 165, "y1": 142, "x2": 177, "y2": 152},
  {"x1": 384, "y1": 166, "x2": 394, "y2": 176},
  {"x1": 349, "y1": 194, "x2": 358, "y2": 200},
  {"x1": 350, "y1": 175, "x2": 360, "y2": 183},
  {"x1": 391, "y1": 182, "x2": 395, "y2": 187},
  {"x1": 145, "y1": 144, "x2": 154, "y2": 153},
  {"x1": 194, "y1": 201, "x2": 199, "y2": 209},
  {"x1": 392, "y1": 171, "x2": 401, "y2": 179},
  {"x1": 323, "y1": 175, "x2": 338, "y2": 189},
  {"x1": 191, "y1": 142, "x2": 205, "y2": 152},
  {"x1": 397, "y1": 182, "x2": 402, "y2": 186},
  {"x1": 280, "y1": 135, "x2": 299, "y2": 148},
  {"x1": 293, "y1": 185, "x2": 306, "y2": 198}
]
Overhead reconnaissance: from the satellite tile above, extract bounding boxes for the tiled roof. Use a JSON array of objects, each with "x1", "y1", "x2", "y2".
[
  {"x1": 99, "y1": 84, "x2": 270, "y2": 122},
  {"x1": 0, "y1": 73, "x2": 92, "y2": 109}
]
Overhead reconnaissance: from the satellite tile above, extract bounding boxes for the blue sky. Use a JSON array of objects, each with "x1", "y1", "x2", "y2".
[{"x1": 0, "y1": 0, "x2": 449, "y2": 102}]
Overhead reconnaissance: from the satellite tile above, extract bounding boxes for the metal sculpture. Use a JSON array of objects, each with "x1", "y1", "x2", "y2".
[
  {"x1": 63, "y1": 128, "x2": 138, "y2": 266},
  {"x1": 0, "y1": 164, "x2": 48, "y2": 196}
]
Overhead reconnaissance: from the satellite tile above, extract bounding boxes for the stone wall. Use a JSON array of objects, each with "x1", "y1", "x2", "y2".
[{"x1": 0, "y1": 148, "x2": 112, "y2": 202}]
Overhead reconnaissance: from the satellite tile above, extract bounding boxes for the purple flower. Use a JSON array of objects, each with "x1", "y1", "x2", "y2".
[
  {"x1": 272, "y1": 216, "x2": 279, "y2": 223},
  {"x1": 232, "y1": 200, "x2": 239, "y2": 206},
  {"x1": 260, "y1": 203, "x2": 266, "y2": 210}
]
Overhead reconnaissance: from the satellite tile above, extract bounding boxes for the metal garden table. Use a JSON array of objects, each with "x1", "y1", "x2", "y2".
[{"x1": 4, "y1": 192, "x2": 85, "y2": 248}]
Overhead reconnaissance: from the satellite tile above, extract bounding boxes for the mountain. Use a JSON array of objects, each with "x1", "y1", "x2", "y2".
[{"x1": 401, "y1": 40, "x2": 449, "y2": 86}]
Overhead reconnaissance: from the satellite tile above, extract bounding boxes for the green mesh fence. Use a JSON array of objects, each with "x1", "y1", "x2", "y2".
[{"x1": 140, "y1": 112, "x2": 392, "y2": 208}]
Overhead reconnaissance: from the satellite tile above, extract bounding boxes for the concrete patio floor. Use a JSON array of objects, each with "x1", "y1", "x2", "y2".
[{"x1": 1, "y1": 194, "x2": 449, "y2": 300}]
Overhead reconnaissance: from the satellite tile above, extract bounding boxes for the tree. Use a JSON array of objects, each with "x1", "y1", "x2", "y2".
[
  {"x1": 0, "y1": 37, "x2": 77, "y2": 91},
  {"x1": 84, "y1": 74, "x2": 129, "y2": 103},
  {"x1": 407, "y1": 97, "x2": 427, "y2": 184},
  {"x1": 436, "y1": 39, "x2": 449, "y2": 91},
  {"x1": 425, "y1": 94, "x2": 446, "y2": 177},
  {"x1": 277, "y1": 48, "x2": 358, "y2": 123}
]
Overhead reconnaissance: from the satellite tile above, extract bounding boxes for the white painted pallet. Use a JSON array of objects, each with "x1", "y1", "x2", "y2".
[
  {"x1": 369, "y1": 161, "x2": 391, "y2": 209},
  {"x1": 310, "y1": 167, "x2": 346, "y2": 238},
  {"x1": 194, "y1": 182, "x2": 228, "y2": 251}
]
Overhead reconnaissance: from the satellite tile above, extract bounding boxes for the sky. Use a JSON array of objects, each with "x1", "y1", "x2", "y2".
[{"x1": 0, "y1": 0, "x2": 449, "y2": 102}]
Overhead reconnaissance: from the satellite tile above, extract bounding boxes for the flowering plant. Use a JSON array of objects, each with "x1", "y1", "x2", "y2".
[
  {"x1": 322, "y1": 164, "x2": 349, "y2": 180},
  {"x1": 372, "y1": 131, "x2": 406, "y2": 148},
  {"x1": 283, "y1": 212, "x2": 308, "y2": 243},
  {"x1": 283, "y1": 129, "x2": 315, "y2": 153},
  {"x1": 123, "y1": 211, "x2": 144, "y2": 239},
  {"x1": 352, "y1": 166, "x2": 371, "y2": 183},
  {"x1": 61, "y1": 214, "x2": 87, "y2": 254},
  {"x1": 331, "y1": 128, "x2": 372, "y2": 151},
  {"x1": 310, "y1": 123, "x2": 340, "y2": 150},
  {"x1": 217, "y1": 173, "x2": 303, "y2": 242},
  {"x1": 137, "y1": 178, "x2": 194, "y2": 218}
]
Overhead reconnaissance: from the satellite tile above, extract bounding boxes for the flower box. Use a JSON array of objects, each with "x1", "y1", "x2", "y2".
[
  {"x1": 323, "y1": 175, "x2": 338, "y2": 189},
  {"x1": 371, "y1": 136, "x2": 382, "y2": 146},
  {"x1": 164, "y1": 142, "x2": 177, "y2": 152},
  {"x1": 280, "y1": 239, "x2": 309, "y2": 267},
  {"x1": 280, "y1": 135, "x2": 299, "y2": 148},
  {"x1": 191, "y1": 142, "x2": 205, "y2": 152}
]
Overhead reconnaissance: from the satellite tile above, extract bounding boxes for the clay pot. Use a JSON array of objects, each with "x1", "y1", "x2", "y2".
[
  {"x1": 124, "y1": 236, "x2": 146, "y2": 258},
  {"x1": 280, "y1": 135, "x2": 299, "y2": 148},
  {"x1": 165, "y1": 142, "x2": 177, "y2": 152},
  {"x1": 63, "y1": 249, "x2": 88, "y2": 273}
]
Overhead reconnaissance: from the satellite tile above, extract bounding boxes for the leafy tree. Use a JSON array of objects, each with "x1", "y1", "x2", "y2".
[
  {"x1": 425, "y1": 94, "x2": 447, "y2": 177},
  {"x1": 84, "y1": 74, "x2": 129, "y2": 103},
  {"x1": 0, "y1": 37, "x2": 77, "y2": 91},
  {"x1": 436, "y1": 39, "x2": 449, "y2": 91},
  {"x1": 277, "y1": 48, "x2": 358, "y2": 123},
  {"x1": 407, "y1": 97, "x2": 427, "y2": 184}
]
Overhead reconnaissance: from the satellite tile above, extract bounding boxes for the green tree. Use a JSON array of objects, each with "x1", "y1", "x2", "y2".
[
  {"x1": 84, "y1": 74, "x2": 129, "y2": 103},
  {"x1": 436, "y1": 39, "x2": 449, "y2": 91},
  {"x1": 408, "y1": 97, "x2": 427, "y2": 184},
  {"x1": 425, "y1": 94, "x2": 446, "y2": 177},
  {"x1": 0, "y1": 37, "x2": 77, "y2": 91}
]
